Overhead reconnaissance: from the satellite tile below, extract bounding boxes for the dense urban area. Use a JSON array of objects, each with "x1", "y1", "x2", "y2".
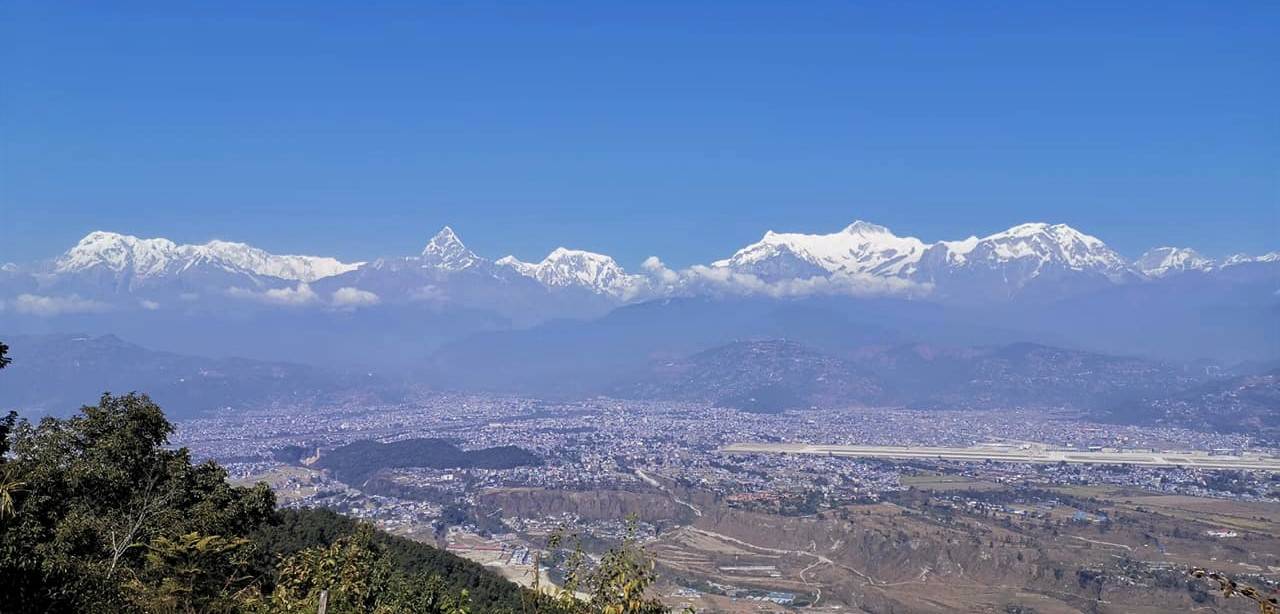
[{"x1": 173, "y1": 395, "x2": 1280, "y2": 611}]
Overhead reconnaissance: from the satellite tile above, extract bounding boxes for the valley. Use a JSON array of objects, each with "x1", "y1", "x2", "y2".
[{"x1": 174, "y1": 394, "x2": 1280, "y2": 613}]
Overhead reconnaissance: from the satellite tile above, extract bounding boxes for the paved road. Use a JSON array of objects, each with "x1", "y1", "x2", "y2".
[{"x1": 720, "y1": 443, "x2": 1280, "y2": 471}]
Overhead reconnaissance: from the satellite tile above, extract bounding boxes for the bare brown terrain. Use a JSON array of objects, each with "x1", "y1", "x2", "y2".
[{"x1": 479, "y1": 478, "x2": 1280, "y2": 613}]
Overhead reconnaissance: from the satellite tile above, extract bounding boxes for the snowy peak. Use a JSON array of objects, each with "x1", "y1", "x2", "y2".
[
  {"x1": 713, "y1": 220, "x2": 1143, "y2": 300},
  {"x1": 964, "y1": 222, "x2": 1130, "y2": 275},
  {"x1": 713, "y1": 220, "x2": 1132, "y2": 285},
  {"x1": 57, "y1": 231, "x2": 181, "y2": 278},
  {"x1": 842, "y1": 220, "x2": 894, "y2": 236},
  {"x1": 1135, "y1": 247, "x2": 1215, "y2": 277},
  {"x1": 716, "y1": 220, "x2": 928, "y2": 278},
  {"x1": 420, "y1": 226, "x2": 483, "y2": 271},
  {"x1": 193, "y1": 240, "x2": 360, "y2": 282},
  {"x1": 497, "y1": 247, "x2": 644, "y2": 298},
  {"x1": 26, "y1": 222, "x2": 1280, "y2": 311},
  {"x1": 1223, "y1": 251, "x2": 1280, "y2": 267},
  {"x1": 55, "y1": 231, "x2": 359, "y2": 283}
]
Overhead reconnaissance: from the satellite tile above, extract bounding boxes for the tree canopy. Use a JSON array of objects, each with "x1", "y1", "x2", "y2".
[{"x1": 0, "y1": 337, "x2": 682, "y2": 613}]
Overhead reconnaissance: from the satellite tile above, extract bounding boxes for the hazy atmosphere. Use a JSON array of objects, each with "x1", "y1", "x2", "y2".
[{"x1": 1, "y1": 3, "x2": 1278, "y2": 613}]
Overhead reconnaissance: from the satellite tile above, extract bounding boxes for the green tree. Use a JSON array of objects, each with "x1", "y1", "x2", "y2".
[
  {"x1": 267, "y1": 524, "x2": 470, "y2": 614},
  {"x1": 124, "y1": 532, "x2": 260, "y2": 614},
  {"x1": 0, "y1": 393, "x2": 275, "y2": 613},
  {"x1": 536, "y1": 519, "x2": 677, "y2": 614},
  {"x1": 0, "y1": 345, "x2": 679, "y2": 614},
  {"x1": 0, "y1": 340, "x2": 14, "y2": 458},
  {"x1": 0, "y1": 340, "x2": 19, "y2": 515}
]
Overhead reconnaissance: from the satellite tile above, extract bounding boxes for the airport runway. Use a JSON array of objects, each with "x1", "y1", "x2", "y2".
[{"x1": 720, "y1": 443, "x2": 1280, "y2": 471}]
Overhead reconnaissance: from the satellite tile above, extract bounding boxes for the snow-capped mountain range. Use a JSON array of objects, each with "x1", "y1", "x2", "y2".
[
  {"x1": 2, "y1": 222, "x2": 1276, "y2": 316},
  {"x1": 713, "y1": 221, "x2": 1141, "y2": 300},
  {"x1": 55, "y1": 231, "x2": 361, "y2": 286},
  {"x1": 497, "y1": 249, "x2": 644, "y2": 300},
  {"x1": 1134, "y1": 247, "x2": 1216, "y2": 278}
]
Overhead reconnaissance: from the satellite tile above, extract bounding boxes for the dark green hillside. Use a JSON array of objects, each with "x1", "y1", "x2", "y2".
[
  {"x1": 0, "y1": 391, "x2": 526, "y2": 613},
  {"x1": 316, "y1": 438, "x2": 542, "y2": 485},
  {"x1": 0, "y1": 337, "x2": 678, "y2": 614},
  {"x1": 253, "y1": 508, "x2": 527, "y2": 611}
]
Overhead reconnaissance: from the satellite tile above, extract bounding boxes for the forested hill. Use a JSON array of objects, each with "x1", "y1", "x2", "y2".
[
  {"x1": 315, "y1": 438, "x2": 542, "y2": 485},
  {"x1": 254, "y1": 508, "x2": 527, "y2": 610},
  {"x1": 0, "y1": 339, "x2": 677, "y2": 614},
  {"x1": 0, "y1": 391, "x2": 527, "y2": 612}
]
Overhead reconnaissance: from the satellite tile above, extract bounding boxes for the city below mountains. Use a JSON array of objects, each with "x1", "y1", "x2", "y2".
[
  {"x1": 1, "y1": 220, "x2": 1277, "y2": 409},
  {"x1": 2, "y1": 332, "x2": 1276, "y2": 438}
]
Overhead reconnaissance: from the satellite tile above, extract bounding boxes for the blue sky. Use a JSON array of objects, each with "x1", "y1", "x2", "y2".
[{"x1": 2, "y1": 1, "x2": 1276, "y2": 267}]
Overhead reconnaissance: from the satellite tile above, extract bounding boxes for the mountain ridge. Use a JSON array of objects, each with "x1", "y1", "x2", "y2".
[
  {"x1": 5, "y1": 222, "x2": 1274, "y2": 366},
  {"x1": 11, "y1": 222, "x2": 1275, "y2": 310}
]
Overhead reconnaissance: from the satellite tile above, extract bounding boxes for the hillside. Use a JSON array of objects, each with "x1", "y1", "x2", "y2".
[
  {"x1": 1114, "y1": 369, "x2": 1280, "y2": 434},
  {"x1": 611, "y1": 339, "x2": 884, "y2": 412},
  {"x1": 253, "y1": 507, "x2": 527, "y2": 610},
  {"x1": 0, "y1": 333, "x2": 401, "y2": 417},
  {"x1": 315, "y1": 438, "x2": 542, "y2": 485},
  {"x1": 609, "y1": 338, "x2": 1210, "y2": 417},
  {"x1": 0, "y1": 391, "x2": 529, "y2": 613},
  {"x1": 852, "y1": 342, "x2": 1203, "y2": 411}
]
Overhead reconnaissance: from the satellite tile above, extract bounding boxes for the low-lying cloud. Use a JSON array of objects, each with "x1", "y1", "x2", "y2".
[
  {"x1": 331, "y1": 286, "x2": 380, "y2": 308},
  {"x1": 227, "y1": 283, "x2": 319, "y2": 306},
  {"x1": 10, "y1": 293, "x2": 111, "y2": 317},
  {"x1": 638, "y1": 257, "x2": 932, "y2": 299}
]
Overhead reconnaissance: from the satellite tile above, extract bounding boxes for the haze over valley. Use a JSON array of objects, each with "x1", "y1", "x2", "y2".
[{"x1": 3, "y1": 3, "x2": 1278, "y2": 612}]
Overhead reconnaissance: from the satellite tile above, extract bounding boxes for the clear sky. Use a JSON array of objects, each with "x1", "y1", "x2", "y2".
[{"x1": 2, "y1": 1, "x2": 1277, "y2": 267}]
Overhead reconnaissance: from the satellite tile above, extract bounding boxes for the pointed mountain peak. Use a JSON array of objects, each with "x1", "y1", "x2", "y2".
[
  {"x1": 421, "y1": 226, "x2": 482, "y2": 270},
  {"x1": 424, "y1": 226, "x2": 463, "y2": 250}
]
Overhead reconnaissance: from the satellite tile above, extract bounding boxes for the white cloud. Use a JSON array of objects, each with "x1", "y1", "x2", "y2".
[
  {"x1": 139, "y1": 299, "x2": 161, "y2": 311},
  {"x1": 12, "y1": 293, "x2": 111, "y2": 316},
  {"x1": 637, "y1": 259, "x2": 931, "y2": 300},
  {"x1": 641, "y1": 256, "x2": 680, "y2": 285},
  {"x1": 227, "y1": 283, "x2": 319, "y2": 306},
  {"x1": 331, "y1": 286, "x2": 380, "y2": 308}
]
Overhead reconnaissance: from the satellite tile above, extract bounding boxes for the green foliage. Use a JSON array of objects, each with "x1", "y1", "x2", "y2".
[
  {"x1": 253, "y1": 508, "x2": 527, "y2": 610},
  {"x1": 0, "y1": 345, "x2": 681, "y2": 613},
  {"x1": 124, "y1": 532, "x2": 259, "y2": 614},
  {"x1": 0, "y1": 392, "x2": 276, "y2": 612},
  {"x1": 268, "y1": 524, "x2": 471, "y2": 614},
  {"x1": 0, "y1": 392, "x2": 517, "y2": 613},
  {"x1": 534, "y1": 518, "x2": 681, "y2": 614}
]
